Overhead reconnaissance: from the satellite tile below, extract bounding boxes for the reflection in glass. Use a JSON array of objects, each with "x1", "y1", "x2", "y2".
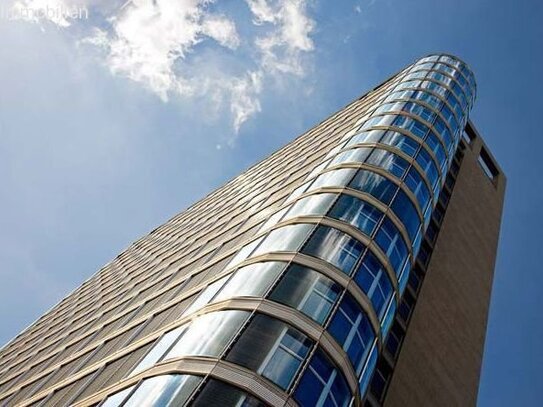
[
  {"x1": 270, "y1": 264, "x2": 341, "y2": 324},
  {"x1": 354, "y1": 252, "x2": 393, "y2": 319},
  {"x1": 165, "y1": 311, "x2": 249, "y2": 360},
  {"x1": 252, "y1": 224, "x2": 315, "y2": 257},
  {"x1": 192, "y1": 379, "x2": 266, "y2": 407},
  {"x1": 328, "y1": 294, "x2": 375, "y2": 374},
  {"x1": 302, "y1": 226, "x2": 364, "y2": 275},
  {"x1": 123, "y1": 375, "x2": 201, "y2": 407},
  {"x1": 294, "y1": 348, "x2": 352, "y2": 407},
  {"x1": 214, "y1": 262, "x2": 285, "y2": 302},
  {"x1": 226, "y1": 314, "x2": 312, "y2": 390}
]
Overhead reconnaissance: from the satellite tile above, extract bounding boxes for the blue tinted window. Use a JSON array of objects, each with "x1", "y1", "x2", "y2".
[
  {"x1": 328, "y1": 294, "x2": 375, "y2": 373},
  {"x1": 433, "y1": 116, "x2": 453, "y2": 149},
  {"x1": 367, "y1": 149, "x2": 409, "y2": 179},
  {"x1": 425, "y1": 132, "x2": 447, "y2": 167},
  {"x1": 416, "y1": 148, "x2": 439, "y2": 188},
  {"x1": 349, "y1": 170, "x2": 398, "y2": 205},
  {"x1": 381, "y1": 299, "x2": 397, "y2": 337},
  {"x1": 393, "y1": 115, "x2": 428, "y2": 139},
  {"x1": 294, "y1": 349, "x2": 352, "y2": 407},
  {"x1": 404, "y1": 167, "x2": 431, "y2": 211},
  {"x1": 354, "y1": 252, "x2": 393, "y2": 318},
  {"x1": 302, "y1": 226, "x2": 364, "y2": 275},
  {"x1": 359, "y1": 342, "x2": 378, "y2": 397},
  {"x1": 261, "y1": 328, "x2": 311, "y2": 389},
  {"x1": 410, "y1": 119, "x2": 429, "y2": 138},
  {"x1": 391, "y1": 190, "x2": 421, "y2": 241},
  {"x1": 328, "y1": 194, "x2": 383, "y2": 237},
  {"x1": 375, "y1": 218, "x2": 408, "y2": 275},
  {"x1": 381, "y1": 131, "x2": 419, "y2": 157}
]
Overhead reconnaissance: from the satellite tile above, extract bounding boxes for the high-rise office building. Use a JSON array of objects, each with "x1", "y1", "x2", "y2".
[{"x1": 0, "y1": 53, "x2": 505, "y2": 407}]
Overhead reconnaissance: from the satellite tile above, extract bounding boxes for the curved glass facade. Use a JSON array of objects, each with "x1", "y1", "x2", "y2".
[
  {"x1": 0, "y1": 54, "x2": 484, "y2": 407},
  {"x1": 95, "y1": 53, "x2": 475, "y2": 406}
]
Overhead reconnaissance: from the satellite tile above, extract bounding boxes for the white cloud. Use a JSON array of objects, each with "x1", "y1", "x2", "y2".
[
  {"x1": 11, "y1": 0, "x2": 316, "y2": 137},
  {"x1": 249, "y1": 0, "x2": 315, "y2": 75},
  {"x1": 202, "y1": 15, "x2": 240, "y2": 49},
  {"x1": 229, "y1": 71, "x2": 262, "y2": 134},
  {"x1": 246, "y1": 0, "x2": 276, "y2": 25}
]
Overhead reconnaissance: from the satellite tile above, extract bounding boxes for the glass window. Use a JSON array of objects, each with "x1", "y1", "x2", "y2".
[
  {"x1": 381, "y1": 131, "x2": 419, "y2": 157},
  {"x1": 354, "y1": 252, "x2": 393, "y2": 319},
  {"x1": 308, "y1": 168, "x2": 356, "y2": 191},
  {"x1": 302, "y1": 226, "x2": 364, "y2": 275},
  {"x1": 131, "y1": 326, "x2": 187, "y2": 375},
  {"x1": 328, "y1": 294, "x2": 375, "y2": 374},
  {"x1": 349, "y1": 170, "x2": 398, "y2": 205},
  {"x1": 226, "y1": 236, "x2": 264, "y2": 270},
  {"x1": 182, "y1": 276, "x2": 229, "y2": 317},
  {"x1": 270, "y1": 264, "x2": 341, "y2": 324},
  {"x1": 192, "y1": 379, "x2": 266, "y2": 407},
  {"x1": 252, "y1": 224, "x2": 314, "y2": 257},
  {"x1": 381, "y1": 299, "x2": 397, "y2": 337},
  {"x1": 425, "y1": 132, "x2": 447, "y2": 167},
  {"x1": 123, "y1": 375, "x2": 201, "y2": 407},
  {"x1": 100, "y1": 385, "x2": 136, "y2": 407},
  {"x1": 285, "y1": 193, "x2": 337, "y2": 220},
  {"x1": 358, "y1": 341, "x2": 378, "y2": 397},
  {"x1": 391, "y1": 190, "x2": 421, "y2": 241},
  {"x1": 214, "y1": 262, "x2": 285, "y2": 302},
  {"x1": 331, "y1": 147, "x2": 373, "y2": 166},
  {"x1": 404, "y1": 167, "x2": 431, "y2": 211},
  {"x1": 375, "y1": 218, "x2": 408, "y2": 275},
  {"x1": 294, "y1": 348, "x2": 352, "y2": 407},
  {"x1": 433, "y1": 117, "x2": 453, "y2": 149},
  {"x1": 258, "y1": 206, "x2": 289, "y2": 233},
  {"x1": 165, "y1": 311, "x2": 250, "y2": 360},
  {"x1": 409, "y1": 119, "x2": 430, "y2": 139},
  {"x1": 226, "y1": 314, "x2": 312, "y2": 390},
  {"x1": 398, "y1": 260, "x2": 411, "y2": 295},
  {"x1": 327, "y1": 194, "x2": 383, "y2": 237},
  {"x1": 307, "y1": 159, "x2": 331, "y2": 180},
  {"x1": 346, "y1": 129, "x2": 385, "y2": 147},
  {"x1": 359, "y1": 114, "x2": 395, "y2": 130},
  {"x1": 287, "y1": 181, "x2": 310, "y2": 203},
  {"x1": 366, "y1": 149, "x2": 408, "y2": 179},
  {"x1": 416, "y1": 148, "x2": 439, "y2": 188}
]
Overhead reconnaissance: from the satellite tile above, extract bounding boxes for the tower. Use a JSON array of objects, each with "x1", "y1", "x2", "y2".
[{"x1": 0, "y1": 54, "x2": 505, "y2": 407}]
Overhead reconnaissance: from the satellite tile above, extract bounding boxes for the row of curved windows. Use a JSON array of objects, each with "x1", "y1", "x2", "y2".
[
  {"x1": 305, "y1": 166, "x2": 424, "y2": 241},
  {"x1": 405, "y1": 65, "x2": 473, "y2": 109},
  {"x1": 247, "y1": 185, "x2": 415, "y2": 274},
  {"x1": 112, "y1": 247, "x2": 396, "y2": 401},
  {"x1": 100, "y1": 374, "x2": 267, "y2": 407},
  {"x1": 293, "y1": 148, "x2": 430, "y2": 227},
  {"x1": 394, "y1": 76, "x2": 469, "y2": 119},
  {"x1": 344, "y1": 127, "x2": 445, "y2": 193},
  {"x1": 397, "y1": 68, "x2": 472, "y2": 127},
  {"x1": 77, "y1": 54, "x2": 476, "y2": 407},
  {"x1": 417, "y1": 54, "x2": 476, "y2": 88},
  {"x1": 419, "y1": 54, "x2": 476, "y2": 87},
  {"x1": 113, "y1": 307, "x2": 356, "y2": 406},
  {"x1": 358, "y1": 112, "x2": 451, "y2": 178},
  {"x1": 380, "y1": 90, "x2": 463, "y2": 135}
]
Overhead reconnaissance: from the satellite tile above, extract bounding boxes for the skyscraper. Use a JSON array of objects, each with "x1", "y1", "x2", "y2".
[{"x1": 0, "y1": 53, "x2": 505, "y2": 407}]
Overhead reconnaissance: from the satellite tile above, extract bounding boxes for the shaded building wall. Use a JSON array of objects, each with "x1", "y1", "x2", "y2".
[{"x1": 384, "y1": 126, "x2": 506, "y2": 406}]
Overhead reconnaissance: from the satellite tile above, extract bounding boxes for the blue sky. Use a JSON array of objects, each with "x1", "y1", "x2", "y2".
[{"x1": 0, "y1": 0, "x2": 541, "y2": 404}]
